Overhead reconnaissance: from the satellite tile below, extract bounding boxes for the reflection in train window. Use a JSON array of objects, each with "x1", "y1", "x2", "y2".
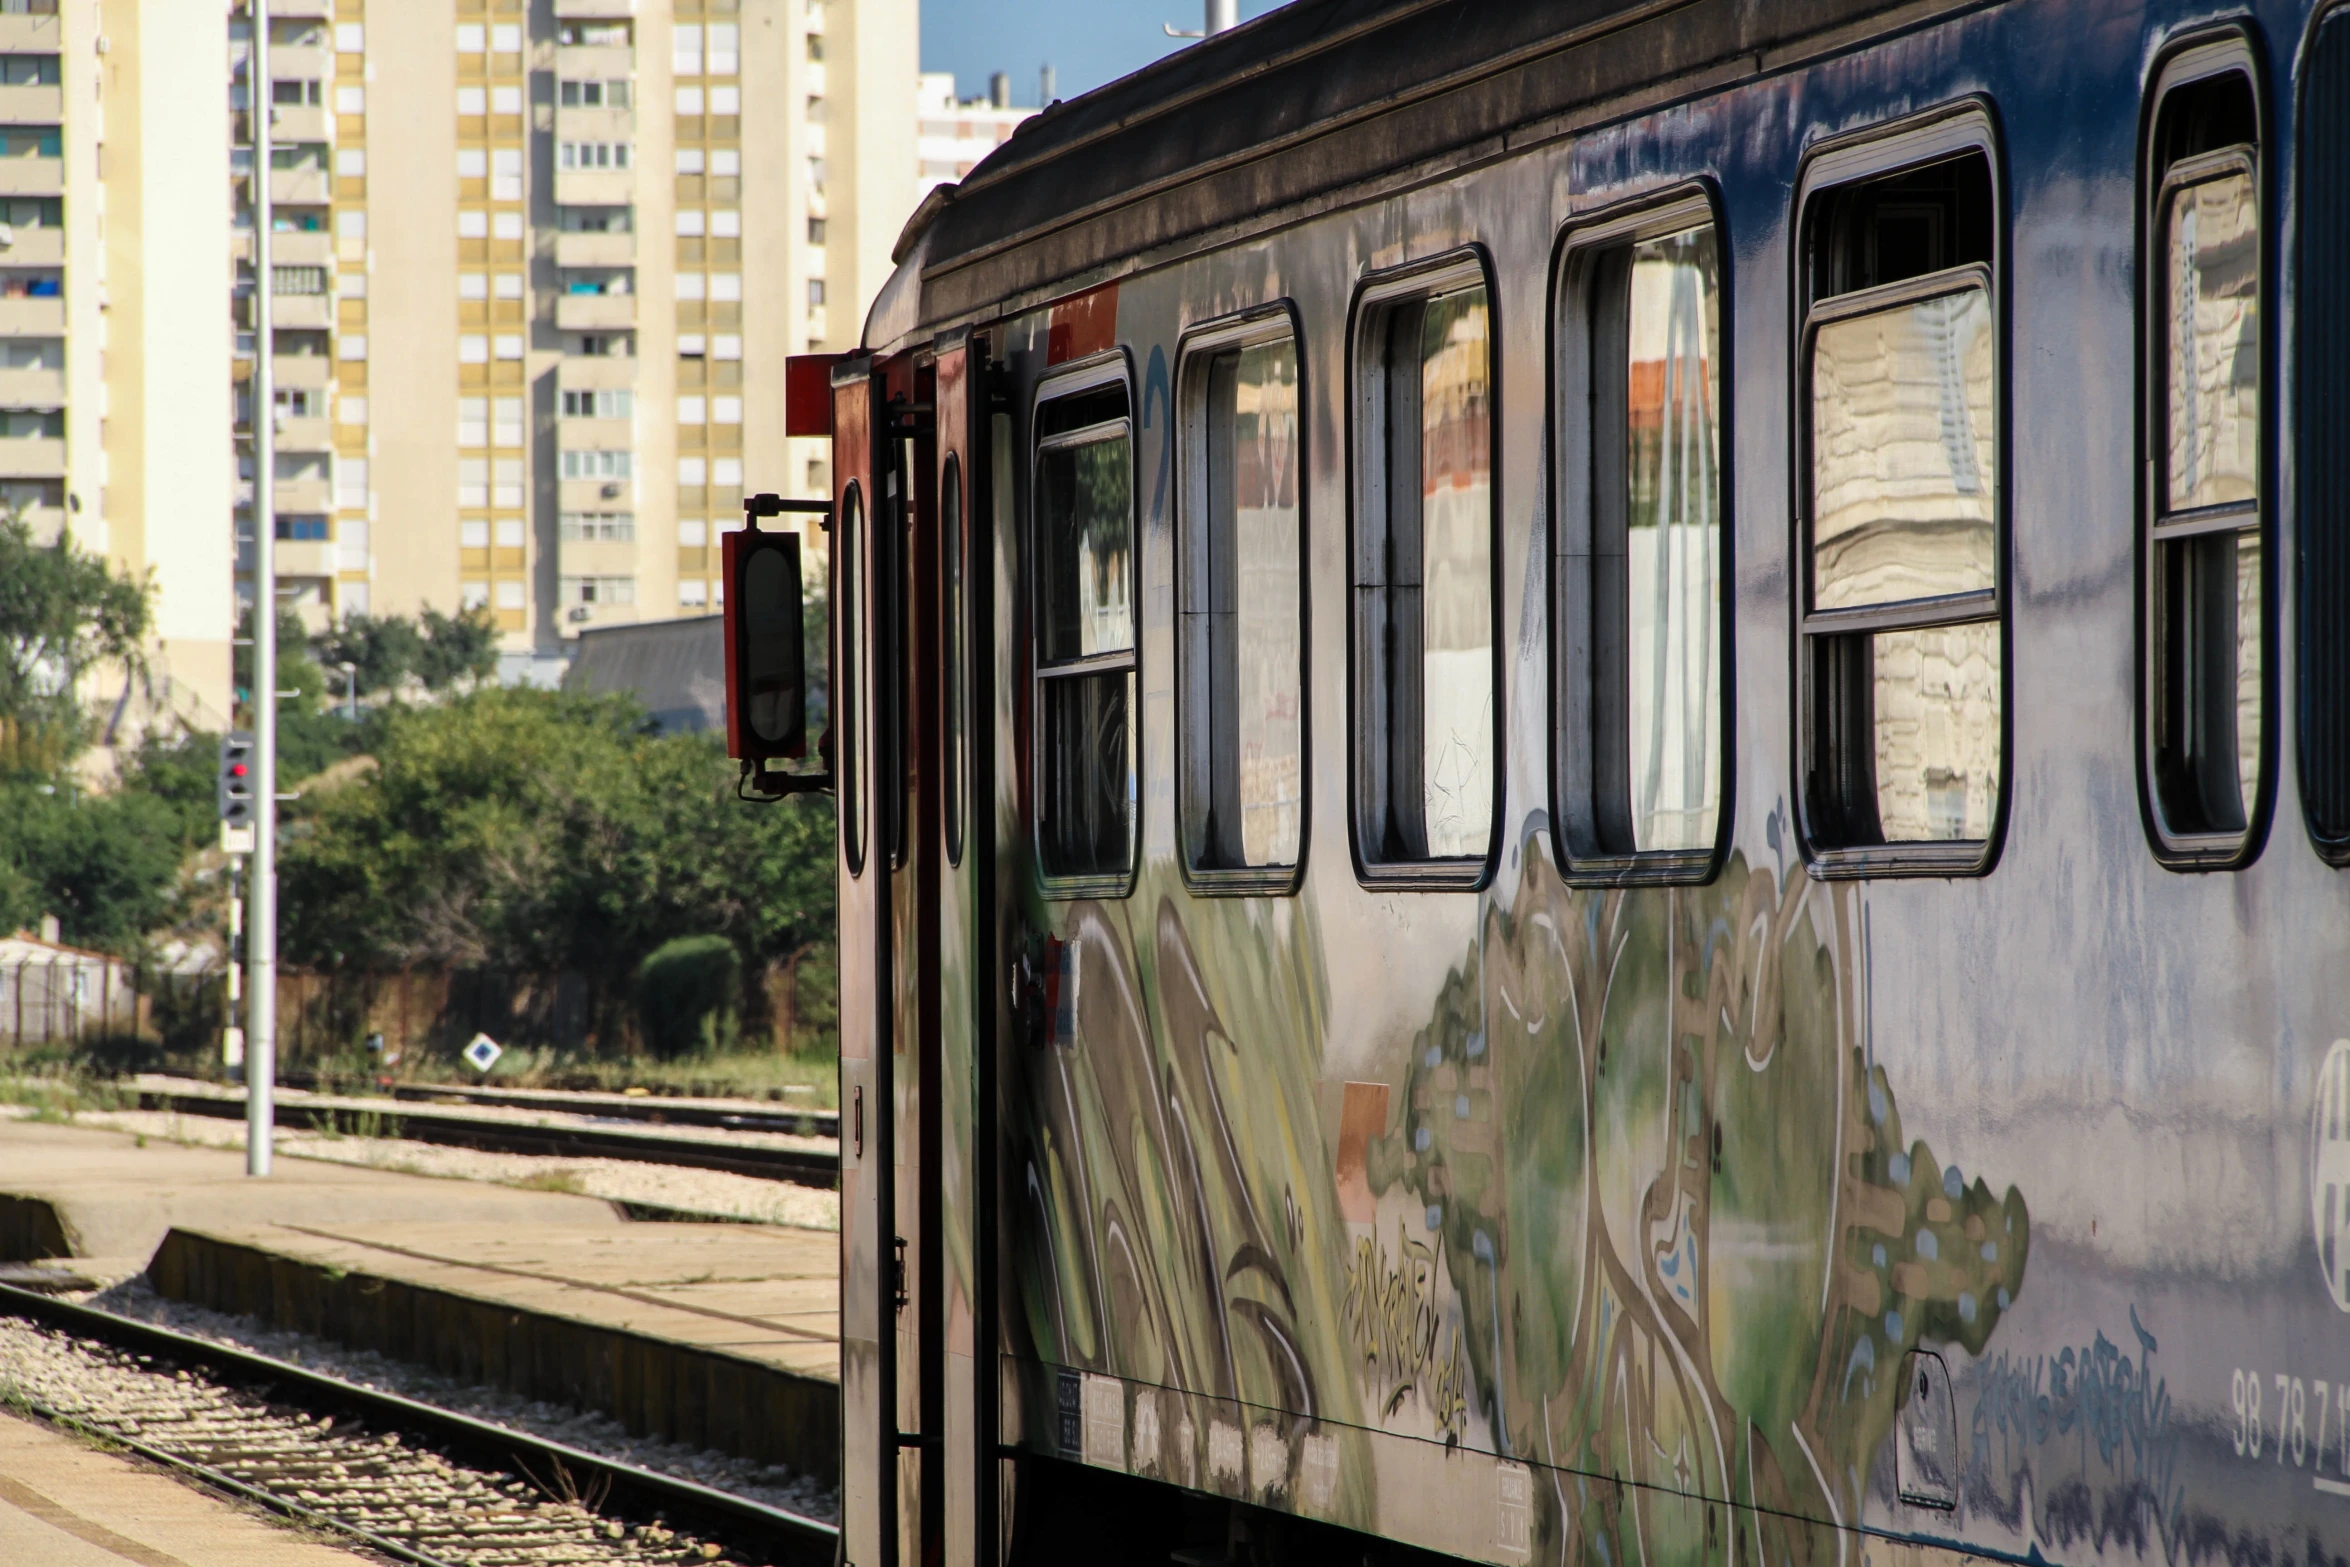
[
  {"x1": 941, "y1": 451, "x2": 966, "y2": 867},
  {"x1": 1033, "y1": 381, "x2": 1137, "y2": 884},
  {"x1": 1799, "y1": 147, "x2": 2002, "y2": 868},
  {"x1": 2301, "y1": 13, "x2": 2350, "y2": 860},
  {"x1": 1564, "y1": 219, "x2": 1724, "y2": 870},
  {"x1": 838, "y1": 483, "x2": 866, "y2": 876},
  {"x1": 2146, "y1": 62, "x2": 2264, "y2": 865},
  {"x1": 1180, "y1": 326, "x2": 1303, "y2": 883},
  {"x1": 1352, "y1": 268, "x2": 1497, "y2": 880}
]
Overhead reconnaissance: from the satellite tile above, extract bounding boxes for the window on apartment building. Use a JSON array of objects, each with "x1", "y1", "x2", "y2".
[
  {"x1": 561, "y1": 450, "x2": 634, "y2": 481},
  {"x1": 573, "y1": 333, "x2": 632, "y2": 358},
  {"x1": 273, "y1": 266, "x2": 327, "y2": 295},
  {"x1": 271, "y1": 387, "x2": 319, "y2": 418},
  {"x1": 0, "y1": 129, "x2": 59, "y2": 159},
  {"x1": 805, "y1": 34, "x2": 823, "y2": 62},
  {"x1": 274, "y1": 516, "x2": 329, "y2": 542},
  {"x1": 269, "y1": 143, "x2": 325, "y2": 171},
  {"x1": 496, "y1": 581, "x2": 526, "y2": 612},
  {"x1": 807, "y1": 279, "x2": 826, "y2": 308},
  {"x1": 0, "y1": 270, "x2": 58, "y2": 298},
  {"x1": 559, "y1": 79, "x2": 631, "y2": 108},
  {"x1": 559, "y1": 205, "x2": 632, "y2": 234},
  {"x1": 673, "y1": 23, "x2": 702, "y2": 75},
  {"x1": 272, "y1": 80, "x2": 322, "y2": 108},
  {"x1": 0, "y1": 338, "x2": 58, "y2": 369},
  {"x1": 340, "y1": 396, "x2": 367, "y2": 426},
  {"x1": 0, "y1": 56, "x2": 61, "y2": 87},
  {"x1": 335, "y1": 23, "x2": 362, "y2": 52},
  {"x1": 491, "y1": 398, "x2": 523, "y2": 447},
  {"x1": 274, "y1": 330, "x2": 329, "y2": 356},
  {"x1": 274, "y1": 453, "x2": 329, "y2": 483},
  {"x1": 460, "y1": 581, "x2": 490, "y2": 609},
  {"x1": 562, "y1": 388, "x2": 633, "y2": 419},
  {"x1": 269, "y1": 18, "x2": 324, "y2": 47},
  {"x1": 677, "y1": 334, "x2": 706, "y2": 359},
  {"x1": 710, "y1": 86, "x2": 740, "y2": 116},
  {"x1": 336, "y1": 148, "x2": 364, "y2": 177},
  {"x1": 0, "y1": 199, "x2": 59, "y2": 229},
  {"x1": 0, "y1": 409, "x2": 59, "y2": 439},
  {"x1": 491, "y1": 24, "x2": 521, "y2": 52},
  {"x1": 457, "y1": 86, "x2": 486, "y2": 115},
  {"x1": 677, "y1": 395, "x2": 707, "y2": 424},
  {"x1": 461, "y1": 519, "x2": 490, "y2": 549},
  {"x1": 0, "y1": 480, "x2": 61, "y2": 510},
  {"x1": 707, "y1": 24, "x2": 738, "y2": 74},
  {"x1": 557, "y1": 21, "x2": 630, "y2": 46},
  {"x1": 489, "y1": 85, "x2": 517, "y2": 114},
  {"x1": 675, "y1": 148, "x2": 704, "y2": 175},
  {"x1": 806, "y1": 218, "x2": 827, "y2": 245},
  {"x1": 458, "y1": 399, "x2": 488, "y2": 447},
  {"x1": 560, "y1": 512, "x2": 635, "y2": 542},
  {"x1": 561, "y1": 575, "x2": 636, "y2": 606},
  {"x1": 559, "y1": 142, "x2": 633, "y2": 172},
  {"x1": 680, "y1": 580, "x2": 710, "y2": 607},
  {"x1": 458, "y1": 461, "x2": 489, "y2": 507}
]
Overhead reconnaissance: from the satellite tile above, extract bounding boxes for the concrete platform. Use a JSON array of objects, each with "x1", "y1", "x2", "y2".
[
  {"x1": 0, "y1": 1119, "x2": 841, "y2": 1482},
  {"x1": 0, "y1": 1115, "x2": 626, "y2": 1275},
  {"x1": 0, "y1": 1408, "x2": 373, "y2": 1565}
]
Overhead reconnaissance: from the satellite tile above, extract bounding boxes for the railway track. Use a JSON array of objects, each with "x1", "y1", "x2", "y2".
[
  {"x1": 0, "y1": 1279, "x2": 837, "y2": 1567},
  {"x1": 126, "y1": 1078, "x2": 838, "y2": 1189}
]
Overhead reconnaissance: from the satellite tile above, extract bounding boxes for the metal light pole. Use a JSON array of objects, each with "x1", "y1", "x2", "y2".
[
  {"x1": 246, "y1": 0, "x2": 277, "y2": 1177},
  {"x1": 1164, "y1": 0, "x2": 1238, "y2": 37}
]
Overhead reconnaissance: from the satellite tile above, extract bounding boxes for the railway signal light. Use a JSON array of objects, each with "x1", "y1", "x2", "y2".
[{"x1": 219, "y1": 731, "x2": 256, "y2": 853}]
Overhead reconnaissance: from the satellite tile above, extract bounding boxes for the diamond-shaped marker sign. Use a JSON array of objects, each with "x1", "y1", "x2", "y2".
[{"x1": 463, "y1": 1032, "x2": 503, "y2": 1074}]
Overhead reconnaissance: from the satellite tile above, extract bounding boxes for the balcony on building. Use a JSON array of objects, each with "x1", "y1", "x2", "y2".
[
  {"x1": 0, "y1": 150, "x2": 63, "y2": 200},
  {"x1": 554, "y1": 45, "x2": 635, "y2": 86},
  {"x1": 261, "y1": 230, "x2": 334, "y2": 267},
  {"x1": 555, "y1": 273, "x2": 634, "y2": 331},
  {"x1": 0, "y1": 86, "x2": 61, "y2": 125},
  {"x1": 555, "y1": 168, "x2": 634, "y2": 209},
  {"x1": 274, "y1": 416, "x2": 332, "y2": 452},
  {"x1": 272, "y1": 44, "x2": 333, "y2": 82},
  {"x1": 267, "y1": 163, "x2": 331, "y2": 206},
  {"x1": 266, "y1": 0, "x2": 336, "y2": 18},
  {"x1": 0, "y1": 363, "x2": 64, "y2": 408},
  {"x1": 557, "y1": 355, "x2": 636, "y2": 396},
  {"x1": 247, "y1": 291, "x2": 331, "y2": 331},
  {"x1": 554, "y1": 0, "x2": 635, "y2": 16},
  {"x1": 271, "y1": 476, "x2": 333, "y2": 515},
  {"x1": 558, "y1": 479, "x2": 633, "y2": 513},
  {"x1": 273, "y1": 541, "x2": 337, "y2": 580},
  {"x1": 0, "y1": 226, "x2": 61, "y2": 266},
  {"x1": 555, "y1": 228, "x2": 634, "y2": 268},
  {"x1": 555, "y1": 104, "x2": 635, "y2": 145},
  {"x1": 0, "y1": 437, "x2": 65, "y2": 479},
  {"x1": 0, "y1": 290, "x2": 63, "y2": 336},
  {"x1": 0, "y1": 10, "x2": 59, "y2": 54},
  {"x1": 253, "y1": 104, "x2": 332, "y2": 145}
]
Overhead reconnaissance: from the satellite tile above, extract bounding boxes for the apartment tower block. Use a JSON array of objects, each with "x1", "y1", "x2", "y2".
[{"x1": 237, "y1": 0, "x2": 914, "y2": 679}]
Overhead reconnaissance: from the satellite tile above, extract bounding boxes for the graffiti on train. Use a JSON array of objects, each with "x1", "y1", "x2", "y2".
[
  {"x1": 1001, "y1": 847, "x2": 2035, "y2": 1559},
  {"x1": 1970, "y1": 1306, "x2": 2182, "y2": 1553}
]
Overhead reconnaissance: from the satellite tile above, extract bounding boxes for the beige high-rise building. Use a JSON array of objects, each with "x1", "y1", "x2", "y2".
[
  {"x1": 233, "y1": 0, "x2": 916, "y2": 682},
  {"x1": 0, "y1": 1, "x2": 237, "y2": 734}
]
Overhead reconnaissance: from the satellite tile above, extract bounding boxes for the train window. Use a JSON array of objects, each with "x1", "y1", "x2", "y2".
[
  {"x1": 1032, "y1": 374, "x2": 1137, "y2": 886},
  {"x1": 2144, "y1": 51, "x2": 2265, "y2": 867},
  {"x1": 1178, "y1": 320, "x2": 1304, "y2": 886},
  {"x1": 1797, "y1": 138, "x2": 2003, "y2": 873},
  {"x1": 1351, "y1": 260, "x2": 1498, "y2": 884},
  {"x1": 1553, "y1": 201, "x2": 1725, "y2": 879},
  {"x1": 2303, "y1": 13, "x2": 2350, "y2": 861}
]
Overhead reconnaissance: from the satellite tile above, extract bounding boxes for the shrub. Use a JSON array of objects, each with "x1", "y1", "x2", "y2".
[{"x1": 635, "y1": 934, "x2": 740, "y2": 1060}]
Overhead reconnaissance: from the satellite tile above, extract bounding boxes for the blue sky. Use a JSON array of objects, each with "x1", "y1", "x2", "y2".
[{"x1": 919, "y1": 0, "x2": 1287, "y2": 106}]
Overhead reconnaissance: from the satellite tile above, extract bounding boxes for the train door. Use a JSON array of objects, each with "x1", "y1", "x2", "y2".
[
  {"x1": 832, "y1": 355, "x2": 897, "y2": 1567},
  {"x1": 887, "y1": 353, "x2": 943, "y2": 1567},
  {"x1": 841, "y1": 337, "x2": 1001, "y2": 1567}
]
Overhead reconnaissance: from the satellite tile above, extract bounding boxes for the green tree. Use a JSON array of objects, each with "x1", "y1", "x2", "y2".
[
  {"x1": 232, "y1": 606, "x2": 362, "y2": 783},
  {"x1": 314, "y1": 612, "x2": 423, "y2": 700},
  {"x1": 414, "y1": 606, "x2": 500, "y2": 691},
  {"x1": 279, "y1": 686, "x2": 835, "y2": 1047},
  {"x1": 0, "y1": 511, "x2": 150, "y2": 774},
  {"x1": 0, "y1": 784, "x2": 184, "y2": 949}
]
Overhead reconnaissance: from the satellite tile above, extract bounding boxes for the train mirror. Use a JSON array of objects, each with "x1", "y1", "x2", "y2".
[{"x1": 726, "y1": 494, "x2": 832, "y2": 799}]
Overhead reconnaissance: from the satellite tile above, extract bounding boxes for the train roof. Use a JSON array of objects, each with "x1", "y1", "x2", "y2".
[{"x1": 879, "y1": 0, "x2": 1982, "y2": 345}]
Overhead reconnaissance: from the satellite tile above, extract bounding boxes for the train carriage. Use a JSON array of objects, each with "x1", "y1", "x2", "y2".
[{"x1": 727, "y1": 0, "x2": 2350, "y2": 1560}]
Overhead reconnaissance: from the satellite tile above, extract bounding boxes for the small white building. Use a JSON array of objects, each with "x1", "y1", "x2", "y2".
[
  {"x1": 917, "y1": 72, "x2": 1036, "y2": 207},
  {"x1": 0, "y1": 926, "x2": 136, "y2": 1047}
]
